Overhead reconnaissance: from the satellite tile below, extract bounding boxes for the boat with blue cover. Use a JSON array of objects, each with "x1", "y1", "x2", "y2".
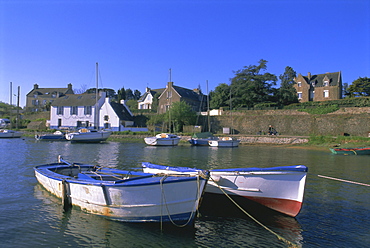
[{"x1": 34, "y1": 156, "x2": 208, "y2": 225}]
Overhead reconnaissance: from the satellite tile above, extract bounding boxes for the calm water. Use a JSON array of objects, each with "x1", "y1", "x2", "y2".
[{"x1": 0, "y1": 138, "x2": 369, "y2": 247}]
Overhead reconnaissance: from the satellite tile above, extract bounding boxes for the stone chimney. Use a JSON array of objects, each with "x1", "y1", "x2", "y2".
[
  {"x1": 67, "y1": 83, "x2": 72, "y2": 90},
  {"x1": 34, "y1": 84, "x2": 39, "y2": 89},
  {"x1": 307, "y1": 72, "x2": 311, "y2": 80}
]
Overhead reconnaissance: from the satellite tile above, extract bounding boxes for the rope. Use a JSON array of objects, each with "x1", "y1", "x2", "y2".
[
  {"x1": 318, "y1": 175, "x2": 370, "y2": 187},
  {"x1": 209, "y1": 176, "x2": 300, "y2": 248},
  {"x1": 159, "y1": 175, "x2": 202, "y2": 230}
]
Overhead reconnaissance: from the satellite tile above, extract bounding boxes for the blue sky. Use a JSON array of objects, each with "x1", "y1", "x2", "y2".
[{"x1": 1, "y1": 0, "x2": 369, "y2": 107}]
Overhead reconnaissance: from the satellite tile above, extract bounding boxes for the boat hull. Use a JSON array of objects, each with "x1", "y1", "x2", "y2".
[
  {"x1": 208, "y1": 139, "x2": 240, "y2": 147},
  {"x1": 34, "y1": 162, "x2": 207, "y2": 224},
  {"x1": 35, "y1": 134, "x2": 67, "y2": 141},
  {"x1": 0, "y1": 130, "x2": 22, "y2": 138},
  {"x1": 330, "y1": 147, "x2": 370, "y2": 155},
  {"x1": 142, "y1": 163, "x2": 307, "y2": 217},
  {"x1": 65, "y1": 130, "x2": 111, "y2": 143},
  {"x1": 144, "y1": 137, "x2": 180, "y2": 146}
]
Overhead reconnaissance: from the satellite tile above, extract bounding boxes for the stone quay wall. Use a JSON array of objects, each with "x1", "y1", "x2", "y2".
[{"x1": 207, "y1": 107, "x2": 370, "y2": 137}]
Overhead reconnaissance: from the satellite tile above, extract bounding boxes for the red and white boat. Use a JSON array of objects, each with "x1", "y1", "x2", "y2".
[{"x1": 142, "y1": 162, "x2": 308, "y2": 217}]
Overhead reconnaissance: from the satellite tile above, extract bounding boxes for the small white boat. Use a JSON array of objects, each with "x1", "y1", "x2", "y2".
[
  {"x1": 142, "y1": 163, "x2": 308, "y2": 217},
  {"x1": 144, "y1": 133, "x2": 181, "y2": 146},
  {"x1": 65, "y1": 128, "x2": 111, "y2": 143},
  {"x1": 208, "y1": 137, "x2": 240, "y2": 147},
  {"x1": 0, "y1": 129, "x2": 22, "y2": 138},
  {"x1": 34, "y1": 156, "x2": 209, "y2": 225},
  {"x1": 35, "y1": 130, "x2": 67, "y2": 141}
]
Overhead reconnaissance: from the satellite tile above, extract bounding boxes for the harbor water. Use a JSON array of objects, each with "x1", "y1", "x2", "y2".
[{"x1": 0, "y1": 137, "x2": 369, "y2": 247}]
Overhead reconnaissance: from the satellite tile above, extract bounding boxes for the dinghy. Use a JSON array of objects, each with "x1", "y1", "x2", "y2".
[
  {"x1": 34, "y1": 156, "x2": 208, "y2": 226},
  {"x1": 142, "y1": 162, "x2": 307, "y2": 217}
]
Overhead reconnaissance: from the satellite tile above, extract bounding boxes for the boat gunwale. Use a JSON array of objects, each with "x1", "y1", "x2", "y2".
[{"x1": 34, "y1": 163, "x2": 207, "y2": 187}]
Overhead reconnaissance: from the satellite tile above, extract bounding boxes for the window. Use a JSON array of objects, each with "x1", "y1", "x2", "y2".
[
  {"x1": 104, "y1": 115, "x2": 109, "y2": 121},
  {"x1": 70, "y1": 106, "x2": 78, "y2": 115},
  {"x1": 297, "y1": 82, "x2": 301, "y2": 87},
  {"x1": 298, "y1": 92, "x2": 302, "y2": 99},
  {"x1": 57, "y1": 106, "x2": 64, "y2": 115},
  {"x1": 324, "y1": 90, "x2": 329, "y2": 98},
  {"x1": 324, "y1": 81, "x2": 329, "y2": 86},
  {"x1": 84, "y1": 106, "x2": 92, "y2": 115}
]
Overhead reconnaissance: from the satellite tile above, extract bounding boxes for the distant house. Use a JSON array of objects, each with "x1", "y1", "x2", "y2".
[
  {"x1": 26, "y1": 83, "x2": 74, "y2": 112},
  {"x1": 137, "y1": 87, "x2": 165, "y2": 110},
  {"x1": 157, "y1": 82, "x2": 206, "y2": 114},
  {"x1": 294, "y1": 72, "x2": 342, "y2": 102}
]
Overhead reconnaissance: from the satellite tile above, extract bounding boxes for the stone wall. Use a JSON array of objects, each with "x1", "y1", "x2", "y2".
[{"x1": 207, "y1": 108, "x2": 370, "y2": 137}]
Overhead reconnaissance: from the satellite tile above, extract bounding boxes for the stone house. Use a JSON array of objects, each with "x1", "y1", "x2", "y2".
[
  {"x1": 26, "y1": 83, "x2": 74, "y2": 112},
  {"x1": 157, "y1": 82, "x2": 206, "y2": 114},
  {"x1": 293, "y1": 71, "x2": 342, "y2": 102}
]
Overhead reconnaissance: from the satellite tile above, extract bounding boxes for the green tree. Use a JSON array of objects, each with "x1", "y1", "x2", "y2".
[
  {"x1": 133, "y1": 90, "x2": 142, "y2": 100},
  {"x1": 230, "y1": 59, "x2": 277, "y2": 108},
  {"x1": 166, "y1": 101, "x2": 197, "y2": 132},
  {"x1": 209, "y1": 83, "x2": 230, "y2": 109},
  {"x1": 125, "y1": 89, "x2": 134, "y2": 100},
  {"x1": 277, "y1": 66, "x2": 299, "y2": 105},
  {"x1": 347, "y1": 77, "x2": 370, "y2": 97},
  {"x1": 117, "y1": 87, "x2": 126, "y2": 102}
]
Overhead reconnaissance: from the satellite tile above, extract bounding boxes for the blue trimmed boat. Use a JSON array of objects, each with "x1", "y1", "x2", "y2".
[
  {"x1": 34, "y1": 156, "x2": 208, "y2": 225},
  {"x1": 35, "y1": 131, "x2": 67, "y2": 141},
  {"x1": 142, "y1": 163, "x2": 308, "y2": 217},
  {"x1": 330, "y1": 147, "x2": 370, "y2": 155}
]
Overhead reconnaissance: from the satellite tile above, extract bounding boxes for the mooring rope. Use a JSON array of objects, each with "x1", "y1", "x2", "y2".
[
  {"x1": 318, "y1": 175, "x2": 370, "y2": 187},
  {"x1": 159, "y1": 175, "x2": 201, "y2": 229},
  {"x1": 209, "y1": 176, "x2": 300, "y2": 248}
]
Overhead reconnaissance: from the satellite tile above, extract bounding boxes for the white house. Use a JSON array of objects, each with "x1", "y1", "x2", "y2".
[
  {"x1": 137, "y1": 87, "x2": 164, "y2": 110},
  {"x1": 49, "y1": 92, "x2": 107, "y2": 129},
  {"x1": 49, "y1": 92, "x2": 147, "y2": 132},
  {"x1": 100, "y1": 98, "x2": 143, "y2": 131}
]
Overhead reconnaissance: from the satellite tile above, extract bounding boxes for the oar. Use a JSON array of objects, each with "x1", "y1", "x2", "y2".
[{"x1": 58, "y1": 155, "x2": 73, "y2": 166}]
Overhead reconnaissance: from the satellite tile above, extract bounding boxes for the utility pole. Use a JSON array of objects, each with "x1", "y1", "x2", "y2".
[{"x1": 16, "y1": 86, "x2": 20, "y2": 129}]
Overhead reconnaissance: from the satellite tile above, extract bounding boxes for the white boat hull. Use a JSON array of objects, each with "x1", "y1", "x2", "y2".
[
  {"x1": 144, "y1": 134, "x2": 180, "y2": 146},
  {"x1": 0, "y1": 129, "x2": 22, "y2": 138},
  {"x1": 34, "y1": 162, "x2": 207, "y2": 224},
  {"x1": 142, "y1": 163, "x2": 307, "y2": 217},
  {"x1": 66, "y1": 130, "x2": 111, "y2": 143},
  {"x1": 208, "y1": 139, "x2": 240, "y2": 147}
]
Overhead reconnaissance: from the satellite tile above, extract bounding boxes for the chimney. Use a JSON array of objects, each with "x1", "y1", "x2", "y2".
[
  {"x1": 34, "y1": 84, "x2": 39, "y2": 89},
  {"x1": 67, "y1": 83, "x2": 72, "y2": 89},
  {"x1": 307, "y1": 72, "x2": 311, "y2": 80}
]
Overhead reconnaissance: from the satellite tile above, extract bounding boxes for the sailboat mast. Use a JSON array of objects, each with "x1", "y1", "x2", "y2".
[
  {"x1": 95, "y1": 62, "x2": 99, "y2": 129},
  {"x1": 207, "y1": 80, "x2": 211, "y2": 132}
]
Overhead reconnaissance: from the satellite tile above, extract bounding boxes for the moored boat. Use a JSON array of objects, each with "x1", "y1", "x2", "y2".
[
  {"x1": 0, "y1": 129, "x2": 22, "y2": 138},
  {"x1": 142, "y1": 162, "x2": 308, "y2": 217},
  {"x1": 188, "y1": 132, "x2": 219, "y2": 146},
  {"x1": 34, "y1": 156, "x2": 208, "y2": 225},
  {"x1": 35, "y1": 130, "x2": 67, "y2": 141},
  {"x1": 144, "y1": 133, "x2": 181, "y2": 146},
  {"x1": 65, "y1": 128, "x2": 111, "y2": 143},
  {"x1": 208, "y1": 137, "x2": 240, "y2": 147},
  {"x1": 329, "y1": 147, "x2": 370, "y2": 155}
]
